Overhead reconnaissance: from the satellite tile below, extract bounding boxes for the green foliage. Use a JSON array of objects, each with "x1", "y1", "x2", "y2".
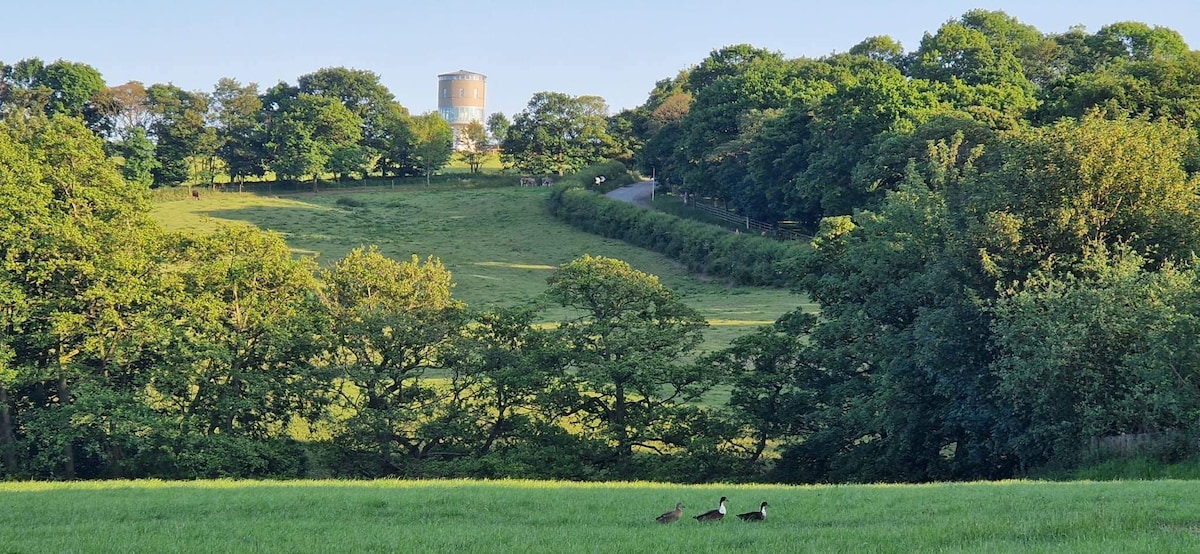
[
  {"x1": 990, "y1": 247, "x2": 1200, "y2": 469},
  {"x1": 211, "y1": 78, "x2": 266, "y2": 186},
  {"x1": 546, "y1": 255, "x2": 712, "y2": 471},
  {"x1": 501, "y1": 92, "x2": 616, "y2": 175},
  {"x1": 573, "y1": 159, "x2": 637, "y2": 192},
  {"x1": 547, "y1": 186, "x2": 808, "y2": 287},
  {"x1": 0, "y1": 114, "x2": 160, "y2": 478},
  {"x1": 268, "y1": 94, "x2": 363, "y2": 184},
  {"x1": 455, "y1": 120, "x2": 490, "y2": 173},
  {"x1": 147, "y1": 83, "x2": 210, "y2": 185},
  {"x1": 320, "y1": 247, "x2": 470, "y2": 473},
  {"x1": 151, "y1": 225, "x2": 327, "y2": 440},
  {"x1": 409, "y1": 112, "x2": 453, "y2": 184},
  {"x1": 114, "y1": 127, "x2": 159, "y2": 187}
]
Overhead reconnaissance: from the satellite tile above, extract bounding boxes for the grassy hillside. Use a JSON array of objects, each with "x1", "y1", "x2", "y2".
[
  {"x1": 2, "y1": 478, "x2": 1197, "y2": 553},
  {"x1": 151, "y1": 185, "x2": 807, "y2": 348}
]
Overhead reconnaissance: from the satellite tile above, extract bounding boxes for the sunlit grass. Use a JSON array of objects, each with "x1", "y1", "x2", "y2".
[
  {"x1": 2, "y1": 478, "x2": 1199, "y2": 553},
  {"x1": 150, "y1": 186, "x2": 805, "y2": 350}
]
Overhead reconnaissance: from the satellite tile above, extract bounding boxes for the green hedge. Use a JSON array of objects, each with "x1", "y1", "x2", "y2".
[
  {"x1": 547, "y1": 186, "x2": 808, "y2": 287},
  {"x1": 570, "y1": 160, "x2": 640, "y2": 193}
]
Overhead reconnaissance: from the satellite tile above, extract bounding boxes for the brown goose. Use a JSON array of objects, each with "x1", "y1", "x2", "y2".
[
  {"x1": 694, "y1": 496, "x2": 727, "y2": 522},
  {"x1": 656, "y1": 502, "x2": 684, "y2": 523},
  {"x1": 737, "y1": 501, "x2": 769, "y2": 521}
]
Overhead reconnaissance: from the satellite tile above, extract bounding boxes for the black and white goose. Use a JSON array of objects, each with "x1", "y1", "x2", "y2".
[
  {"x1": 656, "y1": 502, "x2": 684, "y2": 523},
  {"x1": 737, "y1": 501, "x2": 769, "y2": 521},
  {"x1": 694, "y1": 496, "x2": 727, "y2": 522}
]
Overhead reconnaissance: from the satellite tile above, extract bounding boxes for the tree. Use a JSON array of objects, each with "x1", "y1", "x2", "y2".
[
  {"x1": 409, "y1": 112, "x2": 453, "y2": 185},
  {"x1": 369, "y1": 102, "x2": 415, "y2": 177},
  {"x1": 485, "y1": 112, "x2": 510, "y2": 146},
  {"x1": 328, "y1": 144, "x2": 370, "y2": 183},
  {"x1": 147, "y1": 84, "x2": 210, "y2": 185},
  {"x1": 501, "y1": 92, "x2": 614, "y2": 175},
  {"x1": 849, "y1": 35, "x2": 905, "y2": 65},
  {"x1": 113, "y1": 127, "x2": 159, "y2": 187},
  {"x1": 0, "y1": 58, "x2": 105, "y2": 124},
  {"x1": 152, "y1": 226, "x2": 326, "y2": 439},
  {"x1": 0, "y1": 114, "x2": 160, "y2": 478},
  {"x1": 909, "y1": 20, "x2": 1033, "y2": 94},
  {"x1": 973, "y1": 112, "x2": 1200, "y2": 279},
  {"x1": 1088, "y1": 21, "x2": 1189, "y2": 64},
  {"x1": 211, "y1": 78, "x2": 266, "y2": 189},
  {"x1": 320, "y1": 247, "x2": 468, "y2": 473},
  {"x1": 90, "y1": 81, "x2": 151, "y2": 138},
  {"x1": 990, "y1": 246, "x2": 1200, "y2": 469},
  {"x1": 545, "y1": 255, "x2": 710, "y2": 473},
  {"x1": 37, "y1": 60, "x2": 105, "y2": 119},
  {"x1": 455, "y1": 306, "x2": 568, "y2": 458},
  {"x1": 455, "y1": 120, "x2": 490, "y2": 173},
  {"x1": 298, "y1": 67, "x2": 396, "y2": 152},
  {"x1": 268, "y1": 94, "x2": 362, "y2": 189},
  {"x1": 675, "y1": 55, "x2": 831, "y2": 204},
  {"x1": 702, "y1": 311, "x2": 825, "y2": 466},
  {"x1": 687, "y1": 44, "x2": 786, "y2": 95}
]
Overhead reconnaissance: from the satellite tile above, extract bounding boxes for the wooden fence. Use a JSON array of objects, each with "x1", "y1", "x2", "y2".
[{"x1": 689, "y1": 201, "x2": 813, "y2": 241}]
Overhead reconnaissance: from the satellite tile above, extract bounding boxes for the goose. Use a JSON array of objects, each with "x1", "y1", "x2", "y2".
[
  {"x1": 694, "y1": 496, "x2": 727, "y2": 522},
  {"x1": 737, "y1": 501, "x2": 769, "y2": 521},
  {"x1": 656, "y1": 502, "x2": 684, "y2": 523}
]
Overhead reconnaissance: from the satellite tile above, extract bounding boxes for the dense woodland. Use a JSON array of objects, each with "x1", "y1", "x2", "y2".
[{"x1": 5, "y1": 9, "x2": 1200, "y2": 482}]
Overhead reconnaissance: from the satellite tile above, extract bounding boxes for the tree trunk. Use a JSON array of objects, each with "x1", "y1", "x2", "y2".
[
  {"x1": 614, "y1": 382, "x2": 630, "y2": 459},
  {"x1": 0, "y1": 384, "x2": 15, "y2": 472},
  {"x1": 58, "y1": 371, "x2": 75, "y2": 480}
]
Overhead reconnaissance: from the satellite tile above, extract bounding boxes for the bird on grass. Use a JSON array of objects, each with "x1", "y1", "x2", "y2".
[
  {"x1": 694, "y1": 496, "x2": 727, "y2": 522},
  {"x1": 737, "y1": 501, "x2": 769, "y2": 521},
  {"x1": 656, "y1": 502, "x2": 684, "y2": 523}
]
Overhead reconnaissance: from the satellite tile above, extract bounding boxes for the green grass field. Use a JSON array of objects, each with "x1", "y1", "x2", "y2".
[
  {"x1": 151, "y1": 185, "x2": 808, "y2": 349},
  {"x1": 1, "y1": 478, "x2": 1197, "y2": 553}
]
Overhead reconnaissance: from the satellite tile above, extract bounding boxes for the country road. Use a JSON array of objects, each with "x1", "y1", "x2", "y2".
[{"x1": 604, "y1": 180, "x2": 656, "y2": 207}]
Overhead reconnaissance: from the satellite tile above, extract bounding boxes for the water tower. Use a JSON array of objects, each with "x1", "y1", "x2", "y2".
[{"x1": 437, "y1": 70, "x2": 486, "y2": 149}]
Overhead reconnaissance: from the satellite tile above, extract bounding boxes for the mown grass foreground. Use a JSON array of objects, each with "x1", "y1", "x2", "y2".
[{"x1": 1, "y1": 479, "x2": 1198, "y2": 553}]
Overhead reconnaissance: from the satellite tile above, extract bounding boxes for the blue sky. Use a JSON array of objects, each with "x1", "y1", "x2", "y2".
[{"x1": 4, "y1": 1, "x2": 1198, "y2": 119}]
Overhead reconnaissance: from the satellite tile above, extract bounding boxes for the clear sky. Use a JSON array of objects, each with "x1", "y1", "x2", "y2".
[{"x1": 4, "y1": 1, "x2": 1198, "y2": 119}]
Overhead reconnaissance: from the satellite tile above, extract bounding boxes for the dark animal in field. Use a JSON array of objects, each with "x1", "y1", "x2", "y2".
[
  {"x1": 694, "y1": 496, "x2": 727, "y2": 522},
  {"x1": 191, "y1": 189, "x2": 200, "y2": 200},
  {"x1": 656, "y1": 502, "x2": 684, "y2": 523},
  {"x1": 737, "y1": 501, "x2": 768, "y2": 521}
]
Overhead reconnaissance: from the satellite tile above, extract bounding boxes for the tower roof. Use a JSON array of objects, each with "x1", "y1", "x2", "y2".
[{"x1": 438, "y1": 69, "x2": 486, "y2": 79}]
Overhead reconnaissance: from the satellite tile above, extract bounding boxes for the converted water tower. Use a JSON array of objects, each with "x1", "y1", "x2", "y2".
[{"x1": 437, "y1": 70, "x2": 486, "y2": 149}]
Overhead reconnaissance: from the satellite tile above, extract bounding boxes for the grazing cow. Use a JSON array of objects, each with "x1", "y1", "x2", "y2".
[
  {"x1": 191, "y1": 189, "x2": 201, "y2": 200},
  {"x1": 541, "y1": 176, "x2": 553, "y2": 186},
  {"x1": 520, "y1": 177, "x2": 536, "y2": 186}
]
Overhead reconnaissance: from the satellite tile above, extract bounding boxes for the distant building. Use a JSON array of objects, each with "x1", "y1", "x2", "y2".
[{"x1": 437, "y1": 70, "x2": 486, "y2": 150}]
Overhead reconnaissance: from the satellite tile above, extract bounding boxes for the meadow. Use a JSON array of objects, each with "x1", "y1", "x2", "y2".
[
  {"x1": 1, "y1": 478, "x2": 1198, "y2": 553},
  {"x1": 151, "y1": 184, "x2": 808, "y2": 349}
]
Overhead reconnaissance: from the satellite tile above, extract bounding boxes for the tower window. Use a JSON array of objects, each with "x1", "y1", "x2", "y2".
[{"x1": 460, "y1": 88, "x2": 465, "y2": 97}]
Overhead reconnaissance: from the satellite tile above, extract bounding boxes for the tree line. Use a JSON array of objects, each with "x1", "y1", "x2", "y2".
[
  {"x1": 7, "y1": 8, "x2": 1200, "y2": 483},
  {"x1": 602, "y1": 10, "x2": 1200, "y2": 481},
  {"x1": 0, "y1": 63, "x2": 460, "y2": 189},
  {"x1": 0, "y1": 114, "x2": 813, "y2": 481},
  {"x1": 0, "y1": 61, "x2": 635, "y2": 188}
]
